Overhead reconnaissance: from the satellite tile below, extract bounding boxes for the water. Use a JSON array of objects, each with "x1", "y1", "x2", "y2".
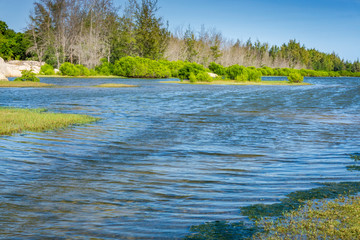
[{"x1": 1, "y1": 77, "x2": 359, "y2": 239}]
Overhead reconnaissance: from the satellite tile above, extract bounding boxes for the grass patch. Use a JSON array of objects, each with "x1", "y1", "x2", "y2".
[
  {"x1": 37, "y1": 75, "x2": 125, "y2": 79},
  {"x1": 241, "y1": 182, "x2": 360, "y2": 220},
  {"x1": 92, "y1": 83, "x2": 137, "y2": 88},
  {"x1": 0, "y1": 107, "x2": 99, "y2": 135},
  {"x1": 0, "y1": 81, "x2": 55, "y2": 88},
  {"x1": 256, "y1": 195, "x2": 360, "y2": 239},
  {"x1": 161, "y1": 80, "x2": 311, "y2": 86}
]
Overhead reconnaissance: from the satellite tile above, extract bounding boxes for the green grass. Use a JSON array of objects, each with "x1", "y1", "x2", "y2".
[
  {"x1": 92, "y1": 83, "x2": 137, "y2": 88},
  {"x1": 256, "y1": 195, "x2": 360, "y2": 240},
  {"x1": 0, "y1": 81, "x2": 55, "y2": 88},
  {"x1": 37, "y1": 75, "x2": 125, "y2": 78},
  {"x1": 0, "y1": 107, "x2": 99, "y2": 135},
  {"x1": 161, "y1": 80, "x2": 311, "y2": 86}
]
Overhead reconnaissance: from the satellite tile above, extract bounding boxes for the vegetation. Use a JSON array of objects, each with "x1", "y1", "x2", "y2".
[
  {"x1": 1, "y1": 0, "x2": 358, "y2": 77},
  {"x1": 92, "y1": 83, "x2": 137, "y2": 88},
  {"x1": 186, "y1": 154, "x2": 360, "y2": 239},
  {"x1": 255, "y1": 195, "x2": 360, "y2": 239},
  {"x1": 287, "y1": 72, "x2": 304, "y2": 83},
  {"x1": 0, "y1": 81, "x2": 53, "y2": 88},
  {"x1": 39, "y1": 63, "x2": 55, "y2": 75},
  {"x1": 0, "y1": 107, "x2": 98, "y2": 135},
  {"x1": 14, "y1": 70, "x2": 40, "y2": 82},
  {"x1": 0, "y1": 21, "x2": 31, "y2": 60}
]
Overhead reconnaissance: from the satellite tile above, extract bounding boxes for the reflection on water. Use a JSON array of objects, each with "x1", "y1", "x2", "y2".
[{"x1": 0, "y1": 77, "x2": 360, "y2": 239}]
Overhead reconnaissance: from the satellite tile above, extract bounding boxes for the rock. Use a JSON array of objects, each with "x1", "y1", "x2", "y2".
[
  {"x1": 208, "y1": 72, "x2": 218, "y2": 78},
  {"x1": 0, "y1": 58, "x2": 45, "y2": 78},
  {"x1": 0, "y1": 72, "x2": 8, "y2": 81}
]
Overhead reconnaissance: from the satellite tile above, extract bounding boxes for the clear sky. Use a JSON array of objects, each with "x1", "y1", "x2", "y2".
[{"x1": 0, "y1": 0, "x2": 359, "y2": 61}]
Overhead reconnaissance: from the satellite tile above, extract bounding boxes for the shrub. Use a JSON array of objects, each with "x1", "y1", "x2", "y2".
[
  {"x1": 40, "y1": 64, "x2": 55, "y2": 75},
  {"x1": 60, "y1": 62, "x2": 78, "y2": 76},
  {"x1": 226, "y1": 64, "x2": 246, "y2": 80},
  {"x1": 76, "y1": 64, "x2": 91, "y2": 76},
  {"x1": 95, "y1": 59, "x2": 113, "y2": 76},
  {"x1": 209, "y1": 62, "x2": 226, "y2": 76},
  {"x1": 288, "y1": 72, "x2": 304, "y2": 83},
  {"x1": 178, "y1": 62, "x2": 207, "y2": 80},
  {"x1": 247, "y1": 68, "x2": 262, "y2": 82},
  {"x1": 196, "y1": 72, "x2": 213, "y2": 82},
  {"x1": 235, "y1": 70, "x2": 249, "y2": 82},
  {"x1": 189, "y1": 72, "x2": 197, "y2": 83},
  {"x1": 14, "y1": 70, "x2": 40, "y2": 82},
  {"x1": 113, "y1": 56, "x2": 171, "y2": 78}
]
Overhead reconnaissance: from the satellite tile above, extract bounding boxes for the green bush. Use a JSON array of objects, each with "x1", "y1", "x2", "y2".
[
  {"x1": 209, "y1": 62, "x2": 226, "y2": 76},
  {"x1": 40, "y1": 64, "x2": 55, "y2": 75},
  {"x1": 288, "y1": 72, "x2": 304, "y2": 83},
  {"x1": 59, "y1": 62, "x2": 78, "y2": 76},
  {"x1": 247, "y1": 68, "x2": 262, "y2": 82},
  {"x1": 76, "y1": 64, "x2": 91, "y2": 76},
  {"x1": 178, "y1": 62, "x2": 207, "y2": 80},
  {"x1": 226, "y1": 64, "x2": 246, "y2": 80},
  {"x1": 59, "y1": 62, "x2": 92, "y2": 76},
  {"x1": 95, "y1": 58, "x2": 113, "y2": 76},
  {"x1": 189, "y1": 72, "x2": 197, "y2": 83},
  {"x1": 14, "y1": 70, "x2": 40, "y2": 82},
  {"x1": 196, "y1": 72, "x2": 213, "y2": 82},
  {"x1": 235, "y1": 70, "x2": 248, "y2": 82},
  {"x1": 113, "y1": 56, "x2": 171, "y2": 78}
]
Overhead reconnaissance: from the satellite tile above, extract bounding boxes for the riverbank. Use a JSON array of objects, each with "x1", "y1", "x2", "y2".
[
  {"x1": 162, "y1": 80, "x2": 312, "y2": 86},
  {"x1": 0, "y1": 107, "x2": 98, "y2": 135}
]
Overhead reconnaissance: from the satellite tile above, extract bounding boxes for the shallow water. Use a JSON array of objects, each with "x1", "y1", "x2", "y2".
[{"x1": 1, "y1": 77, "x2": 360, "y2": 239}]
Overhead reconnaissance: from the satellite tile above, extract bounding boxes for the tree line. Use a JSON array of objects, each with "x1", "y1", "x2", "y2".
[{"x1": 0, "y1": 0, "x2": 359, "y2": 75}]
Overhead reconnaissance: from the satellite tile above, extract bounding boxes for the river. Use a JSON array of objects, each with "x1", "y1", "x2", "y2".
[{"x1": 1, "y1": 77, "x2": 359, "y2": 239}]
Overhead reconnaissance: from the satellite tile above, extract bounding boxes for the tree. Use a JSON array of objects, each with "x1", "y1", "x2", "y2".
[{"x1": 133, "y1": 0, "x2": 170, "y2": 60}]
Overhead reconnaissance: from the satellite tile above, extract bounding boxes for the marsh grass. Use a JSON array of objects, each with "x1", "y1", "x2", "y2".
[
  {"x1": 255, "y1": 195, "x2": 360, "y2": 239},
  {"x1": 92, "y1": 83, "x2": 137, "y2": 88},
  {"x1": 0, "y1": 107, "x2": 98, "y2": 135},
  {"x1": 0, "y1": 81, "x2": 55, "y2": 88},
  {"x1": 161, "y1": 80, "x2": 311, "y2": 86}
]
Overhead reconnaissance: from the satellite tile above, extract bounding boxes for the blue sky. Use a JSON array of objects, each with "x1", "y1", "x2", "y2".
[{"x1": 0, "y1": 0, "x2": 359, "y2": 61}]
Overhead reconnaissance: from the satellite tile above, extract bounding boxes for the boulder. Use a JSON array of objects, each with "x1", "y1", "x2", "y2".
[
  {"x1": 0, "y1": 72, "x2": 8, "y2": 81},
  {"x1": 0, "y1": 58, "x2": 45, "y2": 77}
]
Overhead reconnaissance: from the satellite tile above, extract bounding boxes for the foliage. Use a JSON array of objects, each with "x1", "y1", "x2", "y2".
[
  {"x1": 113, "y1": 56, "x2": 171, "y2": 78},
  {"x1": 189, "y1": 72, "x2": 197, "y2": 83},
  {"x1": 247, "y1": 68, "x2": 262, "y2": 82},
  {"x1": 40, "y1": 63, "x2": 55, "y2": 75},
  {"x1": 287, "y1": 72, "x2": 304, "y2": 83},
  {"x1": 178, "y1": 62, "x2": 208, "y2": 80},
  {"x1": 132, "y1": 0, "x2": 170, "y2": 60},
  {"x1": 0, "y1": 20, "x2": 31, "y2": 60},
  {"x1": 95, "y1": 58, "x2": 114, "y2": 76},
  {"x1": 14, "y1": 70, "x2": 40, "y2": 82},
  {"x1": 255, "y1": 195, "x2": 360, "y2": 240},
  {"x1": 196, "y1": 72, "x2": 213, "y2": 82},
  {"x1": 209, "y1": 62, "x2": 226, "y2": 76},
  {"x1": 226, "y1": 64, "x2": 246, "y2": 80},
  {"x1": 59, "y1": 62, "x2": 91, "y2": 76}
]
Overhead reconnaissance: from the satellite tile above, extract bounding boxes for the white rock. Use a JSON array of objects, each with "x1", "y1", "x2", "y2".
[
  {"x1": 208, "y1": 72, "x2": 218, "y2": 78},
  {"x1": 0, "y1": 72, "x2": 8, "y2": 81}
]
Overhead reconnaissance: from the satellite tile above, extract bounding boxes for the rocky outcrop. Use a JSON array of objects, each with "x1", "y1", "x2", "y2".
[
  {"x1": 6, "y1": 60, "x2": 44, "y2": 77},
  {"x1": 0, "y1": 57, "x2": 44, "y2": 79},
  {"x1": 0, "y1": 72, "x2": 8, "y2": 81},
  {"x1": 0, "y1": 57, "x2": 9, "y2": 80}
]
